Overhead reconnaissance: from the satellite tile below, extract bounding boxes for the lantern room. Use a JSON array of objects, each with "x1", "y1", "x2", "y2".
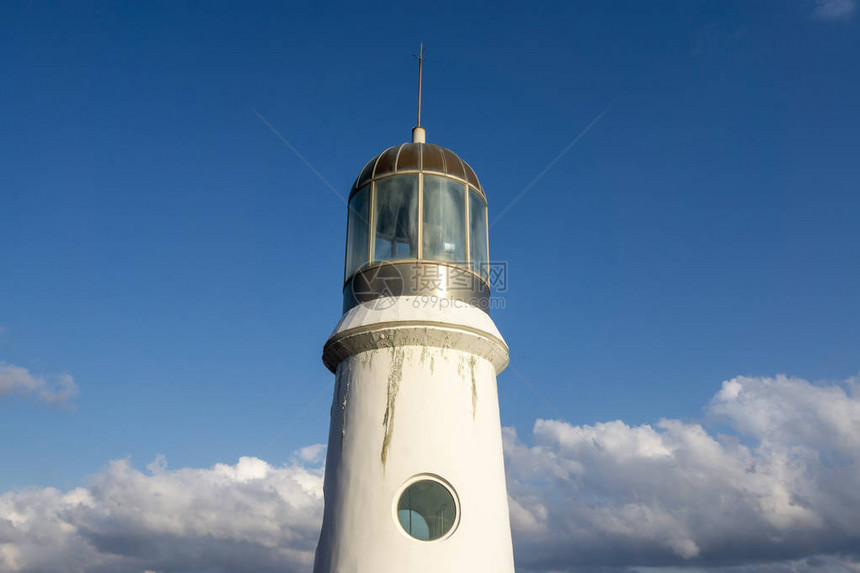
[{"x1": 342, "y1": 141, "x2": 491, "y2": 313}]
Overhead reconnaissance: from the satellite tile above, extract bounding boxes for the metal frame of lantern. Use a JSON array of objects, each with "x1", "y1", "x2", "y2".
[{"x1": 342, "y1": 163, "x2": 491, "y2": 314}]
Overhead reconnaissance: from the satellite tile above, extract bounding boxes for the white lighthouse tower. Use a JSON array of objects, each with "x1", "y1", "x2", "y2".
[{"x1": 313, "y1": 56, "x2": 514, "y2": 573}]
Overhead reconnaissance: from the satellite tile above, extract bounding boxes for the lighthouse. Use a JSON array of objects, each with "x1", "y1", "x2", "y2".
[{"x1": 313, "y1": 54, "x2": 514, "y2": 573}]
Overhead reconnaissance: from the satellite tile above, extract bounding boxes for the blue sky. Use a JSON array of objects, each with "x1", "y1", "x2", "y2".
[{"x1": 1, "y1": 2, "x2": 859, "y2": 572}]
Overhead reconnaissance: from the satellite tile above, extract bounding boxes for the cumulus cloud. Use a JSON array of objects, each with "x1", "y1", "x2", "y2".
[
  {"x1": 506, "y1": 374, "x2": 860, "y2": 571},
  {"x1": 296, "y1": 444, "x2": 327, "y2": 464},
  {"x1": 0, "y1": 362, "x2": 78, "y2": 405},
  {"x1": 0, "y1": 456, "x2": 324, "y2": 573},
  {"x1": 811, "y1": 0, "x2": 855, "y2": 21},
  {"x1": 1, "y1": 374, "x2": 860, "y2": 572}
]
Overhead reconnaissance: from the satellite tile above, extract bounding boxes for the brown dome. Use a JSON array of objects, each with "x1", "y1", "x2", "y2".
[{"x1": 350, "y1": 142, "x2": 483, "y2": 199}]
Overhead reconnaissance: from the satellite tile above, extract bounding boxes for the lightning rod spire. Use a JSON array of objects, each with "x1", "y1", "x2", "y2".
[{"x1": 412, "y1": 42, "x2": 426, "y2": 143}]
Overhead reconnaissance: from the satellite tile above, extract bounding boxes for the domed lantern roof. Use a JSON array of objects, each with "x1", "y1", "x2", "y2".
[{"x1": 351, "y1": 143, "x2": 483, "y2": 199}]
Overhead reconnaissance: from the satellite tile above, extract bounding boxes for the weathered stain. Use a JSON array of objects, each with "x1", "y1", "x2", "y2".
[
  {"x1": 381, "y1": 347, "x2": 404, "y2": 467},
  {"x1": 340, "y1": 360, "x2": 352, "y2": 441},
  {"x1": 469, "y1": 355, "x2": 478, "y2": 420},
  {"x1": 331, "y1": 365, "x2": 343, "y2": 418},
  {"x1": 380, "y1": 329, "x2": 398, "y2": 350},
  {"x1": 358, "y1": 349, "x2": 374, "y2": 368}
]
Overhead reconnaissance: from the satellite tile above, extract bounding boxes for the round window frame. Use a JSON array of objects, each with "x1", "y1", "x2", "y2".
[{"x1": 392, "y1": 474, "x2": 460, "y2": 542}]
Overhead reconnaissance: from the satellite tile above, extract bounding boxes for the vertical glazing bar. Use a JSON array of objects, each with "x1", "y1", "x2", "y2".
[
  {"x1": 407, "y1": 489, "x2": 413, "y2": 534},
  {"x1": 368, "y1": 181, "x2": 375, "y2": 264},
  {"x1": 343, "y1": 198, "x2": 350, "y2": 281},
  {"x1": 464, "y1": 182, "x2": 470, "y2": 269},
  {"x1": 485, "y1": 200, "x2": 490, "y2": 281},
  {"x1": 417, "y1": 173, "x2": 423, "y2": 259}
]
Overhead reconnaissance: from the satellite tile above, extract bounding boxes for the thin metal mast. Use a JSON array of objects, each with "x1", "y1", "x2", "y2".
[{"x1": 415, "y1": 42, "x2": 425, "y2": 127}]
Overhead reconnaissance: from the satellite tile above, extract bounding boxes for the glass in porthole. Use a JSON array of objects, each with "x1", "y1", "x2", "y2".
[{"x1": 397, "y1": 479, "x2": 457, "y2": 541}]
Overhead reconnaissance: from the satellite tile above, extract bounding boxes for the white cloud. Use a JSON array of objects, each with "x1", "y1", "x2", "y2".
[
  {"x1": 709, "y1": 374, "x2": 860, "y2": 453},
  {"x1": 296, "y1": 444, "x2": 326, "y2": 464},
  {"x1": 145, "y1": 453, "x2": 168, "y2": 474},
  {"x1": 1, "y1": 374, "x2": 860, "y2": 572},
  {"x1": 505, "y1": 374, "x2": 860, "y2": 571},
  {"x1": 634, "y1": 554, "x2": 860, "y2": 573},
  {"x1": 812, "y1": 0, "x2": 855, "y2": 21},
  {"x1": 0, "y1": 455, "x2": 324, "y2": 573},
  {"x1": 0, "y1": 362, "x2": 78, "y2": 405}
]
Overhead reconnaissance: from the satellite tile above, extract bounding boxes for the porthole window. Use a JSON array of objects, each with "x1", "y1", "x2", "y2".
[{"x1": 396, "y1": 477, "x2": 458, "y2": 541}]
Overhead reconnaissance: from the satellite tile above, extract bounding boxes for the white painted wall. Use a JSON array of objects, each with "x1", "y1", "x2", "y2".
[{"x1": 314, "y1": 296, "x2": 515, "y2": 573}]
